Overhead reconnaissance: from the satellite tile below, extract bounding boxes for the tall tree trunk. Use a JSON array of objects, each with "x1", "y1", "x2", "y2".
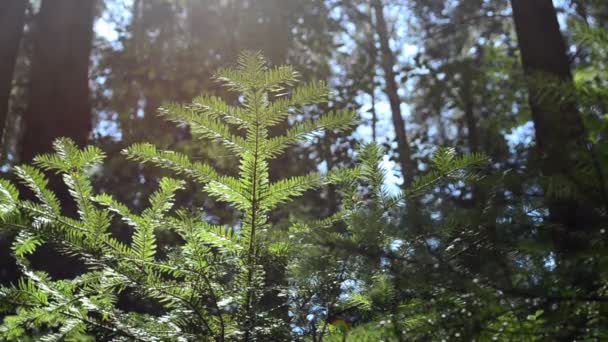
[
  {"x1": 20, "y1": 0, "x2": 96, "y2": 162},
  {"x1": 371, "y1": 0, "x2": 416, "y2": 187},
  {"x1": 0, "y1": 0, "x2": 26, "y2": 289},
  {"x1": 368, "y1": 6, "x2": 378, "y2": 143},
  {"x1": 0, "y1": 0, "x2": 26, "y2": 148},
  {"x1": 511, "y1": 3, "x2": 604, "y2": 337},
  {"x1": 19, "y1": 0, "x2": 96, "y2": 281},
  {"x1": 510, "y1": 0, "x2": 593, "y2": 245},
  {"x1": 371, "y1": 0, "x2": 425, "y2": 238},
  {"x1": 510, "y1": 0, "x2": 586, "y2": 166}
]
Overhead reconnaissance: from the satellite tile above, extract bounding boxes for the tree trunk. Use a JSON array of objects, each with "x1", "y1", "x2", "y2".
[
  {"x1": 19, "y1": 0, "x2": 96, "y2": 281},
  {"x1": 0, "y1": 0, "x2": 26, "y2": 148},
  {"x1": 371, "y1": 0, "x2": 416, "y2": 187},
  {"x1": 510, "y1": 0, "x2": 586, "y2": 162},
  {"x1": 368, "y1": 6, "x2": 378, "y2": 144},
  {"x1": 20, "y1": 0, "x2": 96, "y2": 162},
  {"x1": 511, "y1": 3, "x2": 604, "y2": 338},
  {"x1": 510, "y1": 0, "x2": 594, "y2": 252}
]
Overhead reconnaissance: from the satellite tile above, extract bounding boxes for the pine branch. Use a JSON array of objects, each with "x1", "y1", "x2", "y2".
[{"x1": 123, "y1": 143, "x2": 220, "y2": 183}]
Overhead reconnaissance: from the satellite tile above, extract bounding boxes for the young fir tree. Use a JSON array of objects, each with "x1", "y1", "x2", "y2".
[
  {"x1": 0, "y1": 51, "x2": 356, "y2": 341},
  {"x1": 290, "y1": 144, "x2": 486, "y2": 341},
  {"x1": 0, "y1": 51, "x2": 489, "y2": 341}
]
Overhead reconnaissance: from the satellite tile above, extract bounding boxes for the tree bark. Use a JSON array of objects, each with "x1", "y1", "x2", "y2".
[
  {"x1": 371, "y1": 0, "x2": 416, "y2": 187},
  {"x1": 0, "y1": 0, "x2": 26, "y2": 147},
  {"x1": 20, "y1": 0, "x2": 96, "y2": 162},
  {"x1": 510, "y1": 0, "x2": 593, "y2": 250},
  {"x1": 18, "y1": 0, "x2": 96, "y2": 281},
  {"x1": 368, "y1": 6, "x2": 378, "y2": 144},
  {"x1": 511, "y1": 0, "x2": 586, "y2": 161},
  {"x1": 511, "y1": 4, "x2": 605, "y2": 338},
  {"x1": 0, "y1": 0, "x2": 26, "y2": 289}
]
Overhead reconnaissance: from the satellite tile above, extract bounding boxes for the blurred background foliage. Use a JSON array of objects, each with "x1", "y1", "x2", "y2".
[{"x1": 1, "y1": 0, "x2": 608, "y2": 340}]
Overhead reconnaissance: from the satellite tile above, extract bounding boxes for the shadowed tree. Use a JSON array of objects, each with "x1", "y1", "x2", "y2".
[
  {"x1": 0, "y1": 0, "x2": 27, "y2": 148},
  {"x1": 0, "y1": 0, "x2": 27, "y2": 287},
  {"x1": 371, "y1": 0, "x2": 417, "y2": 188},
  {"x1": 20, "y1": 0, "x2": 96, "y2": 163},
  {"x1": 510, "y1": 0, "x2": 595, "y2": 250},
  {"x1": 18, "y1": 0, "x2": 97, "y2": 281}
]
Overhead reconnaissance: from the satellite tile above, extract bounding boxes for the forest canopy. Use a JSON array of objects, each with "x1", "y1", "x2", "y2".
[{"x1": 0, "y1": 0, "x2": 607, "y2": 341}]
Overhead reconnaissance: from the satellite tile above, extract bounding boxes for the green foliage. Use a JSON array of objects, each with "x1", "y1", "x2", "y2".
[
  {"x1": 526, "y1": 22, "x2": 608, "y2": 204},
  {"x1": 0, "y1": 52, "x2": 358, "y2": 341},
  {"x1": 0, "y1": 52, "x2": 490, "y2": 341},
  {"x1": 289, "y1": 143, "x2": 486, "y2": 340},
  {"x1": 8, "y1": 0, "x2": 608, "y2": 340}
]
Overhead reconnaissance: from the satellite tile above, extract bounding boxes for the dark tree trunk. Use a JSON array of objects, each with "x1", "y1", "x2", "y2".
[
  {"x1": 371, "y1": 0, "x2": 416, "y2": 187},
  {"x1": 0, "y1": 0, "x2": 26, "y2": 288},
  {"x1": 372, "y1": 0, "x2": 425, "y2": 236},
  {"x1": 20, "y1": 0, "x2": 96, "y2": 162},
  {"x1": 18, "y1": 0, "x2": 96, "y2": 281},
  {"x1": 368, "y1": 6, "x2": 378, "y2": 143},
  {"x1": 510, "y1": 0, "x2": 595, "y2": 255},
  {"x1": 510, "y1": 0, "x2": 586, "y2": 164},
  {"x1": 0, "y1": 0, "x2": 26, "y2": 147}
]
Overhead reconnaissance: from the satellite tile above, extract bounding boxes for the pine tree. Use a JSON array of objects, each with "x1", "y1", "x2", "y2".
[
  {"x1": 290, "y1": 144, "x2": 486, "y2": 340},
  {"x1": 0, "y1": 51, "x2": 356, "y2": 341},
  {"x1": 0, "y1": 51, "x2": 490, "y2": 341}
]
